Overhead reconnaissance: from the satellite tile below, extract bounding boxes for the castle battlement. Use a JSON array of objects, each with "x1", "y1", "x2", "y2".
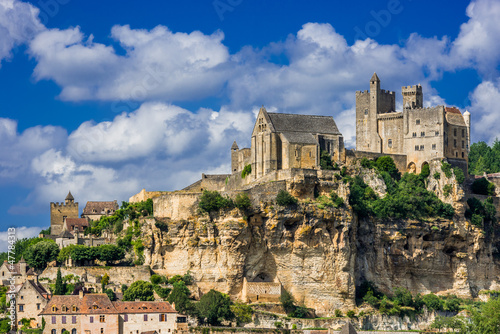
[
  {"x1": 50, "y1": 202, "x2": 79, "y2": 208},
  {"x1": 380, "y1": 89, "x2": 395, "y2": 95},
  {"x1": 355, "y1": 90, "x2": 369, "y2": 95},
  {"x1": 402, "y1": 84, "x2": 422, "y2": 90}
]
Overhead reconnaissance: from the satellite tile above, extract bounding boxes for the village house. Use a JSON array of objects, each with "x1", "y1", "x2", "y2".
[
  {"x1": 1, "y1": 257, "x2": 38, "y2": 286},
  {"x1": 40, "y1": 291, "x2": 186, "y2": 334},
  {"x1": 13, "y1": 278, "x2": 51, "y2": 329},
  {"x1": 81, "y1": 201, "x2": 119, "y2": 221}
]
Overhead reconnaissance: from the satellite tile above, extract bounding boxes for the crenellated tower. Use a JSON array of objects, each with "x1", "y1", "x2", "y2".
[
  {"x1": 50, "y1": 191, "x2": 79, "y2": 236},
  {"x1": 402, "y1": 84, "x2": 423, "y2": 109}
]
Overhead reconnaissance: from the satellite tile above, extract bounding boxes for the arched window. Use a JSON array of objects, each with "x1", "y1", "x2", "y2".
[
  {"x1": 51, "y1": 330, "x2": 56, "y2": 334},
  {"x1": 72, "y1": 329, "x2": 77, "y2": 334}
]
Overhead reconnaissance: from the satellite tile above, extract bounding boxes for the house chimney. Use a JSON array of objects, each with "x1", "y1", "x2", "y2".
[{"x1": 79, "y1": 289, "x2": 84, "y2": 299}]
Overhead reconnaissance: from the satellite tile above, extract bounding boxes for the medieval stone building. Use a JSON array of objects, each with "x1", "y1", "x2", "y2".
[
  {"x1": 50, "y1": 192, "x2": 79, "y2": 236},
  {"x1": 356, "y1": 73, "x2": 470, "y2": 173},
  {"x1": 232, "y1": 106, "x2": 345, "y2": 179}
]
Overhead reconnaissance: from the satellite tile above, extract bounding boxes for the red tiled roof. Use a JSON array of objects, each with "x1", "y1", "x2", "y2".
[
  {"x1": 112, "y1": 301, "x2": 177, "y2": 313},
  {"x1": 445, "y1": 107, "x2": 462, "y2": 114},
  {"x1": 40, "y1": 294, "x2": 118, "y2": 315},
  {"x1": 82, "y1": 201, "x2": 119, "y2": 215},
  {"x1": 40, "y1": 294, "x2": 178, "y2": 316},
  {"x1": 65, "y1": 218, "x2": 89, "y2": 232}
]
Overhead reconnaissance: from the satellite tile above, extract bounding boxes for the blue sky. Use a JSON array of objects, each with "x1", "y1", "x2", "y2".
[{"x1": 0, "y1": 0, "x2": 499, "y2": 246}]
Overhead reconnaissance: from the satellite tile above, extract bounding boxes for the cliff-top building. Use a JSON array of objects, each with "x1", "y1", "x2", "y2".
[{"x1": 356, "y1": 73, "x2": 470, "y2": 173}]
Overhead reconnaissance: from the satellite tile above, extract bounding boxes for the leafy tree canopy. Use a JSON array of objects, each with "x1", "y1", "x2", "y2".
[
  {"x1": 196, "y1": 289, "x2": 234, "y2": 325},
  {"x1": 122, "y1": 280, "x2": 155, "y2": 301}
]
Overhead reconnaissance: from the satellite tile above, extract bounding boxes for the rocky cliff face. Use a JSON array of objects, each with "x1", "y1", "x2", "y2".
[{"x1": 141, "y1": 162, "x2": 500, "y2": 317}]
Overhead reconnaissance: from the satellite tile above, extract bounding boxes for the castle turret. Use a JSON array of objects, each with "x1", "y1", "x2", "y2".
[
  {"x1": 402, "y1": 84, "x2": 423, "y2": 109},
  {"x1": 65, "y1": 191, "x2": 74, "y2": 204},
  {"x1": 19, "y1": 256, "x2": 27, "y2": 276},
  {"x1": 464, "y1": 110, "x2": 471, "y2": 150},
  {"x1": 50, "y1": 191, "x2": 79, "y2": 236},
  {"x1": 368, "y1": 73, "x2": 382, "y2": 152},
  {"x1": 231, "y1": 141, "x2": 239, "y2": 173}
]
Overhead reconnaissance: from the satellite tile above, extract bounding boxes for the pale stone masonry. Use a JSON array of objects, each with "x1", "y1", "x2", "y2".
[
  {"x1": 40, "y1": 291, "x2": 185, "y2": 334},
  {"x1": 356, "y1": 73, "x2": 470, "y2": 173},
  {"x1": 13, "y1": 278, "x2": 51, "y2": 329}
]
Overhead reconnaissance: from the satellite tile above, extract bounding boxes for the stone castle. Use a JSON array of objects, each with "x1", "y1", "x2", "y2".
[
  {"x1": 356, "y1": 73, "x2": 470, "y2": 173},
  {"x1": 131, "y1": 73, "x2": 471, "y2": 205}
]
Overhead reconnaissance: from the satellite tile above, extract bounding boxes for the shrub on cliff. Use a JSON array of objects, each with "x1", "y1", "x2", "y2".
[
  {"x1": 375, "y1": 156, "x2": 401, "y2": 180},
  {"x1": 234, "y1": 193, "x2": 252, "y2": 210},
  {"x1": 276, "y1": 190, "x2": 298, "y2": 206},
  {"x1": 320, "y1": 150, "x2": 334, "y2": 170},
  {"x1": 453, "y1": 167, "x2": 465, "y2": 184},
  {"x1": 198, "y1": 190, "x2": 234, "y2": 213},
  {"x1": 231, "y1": 303, "x2": 253, "y2": 325},
  {"x1": 420, "y1": 163, "x2": 430, "y2": 178},
  {"x1": 441, "y1": 161, "x2": 453, "y2": 178},
  {"x1": 472, "y1": 178, "x2": 496, "y2": 196}
]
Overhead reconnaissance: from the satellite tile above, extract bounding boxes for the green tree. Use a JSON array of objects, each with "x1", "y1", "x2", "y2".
[
  {"x1": 54, "y1": 268, "x2": 66, "y2": 295},
  {"x1": 196, "y1": 289, "x2": 234, "y2": 325},
  {"x1": 320, "y1": 150, "x2": 334, "y2": 170},
  {"x1": 422, "y1": 293, "x2": 443, "y2": 311},
  {"x1": 234, "y1": 193, "x2": 251, "y2": 210},
  {"x1": 420, "y1": 163, "x2": 430, "y2": 178},
  {"x1": 453, "y1": 167, "x2": 465, "y2": 184},
  {"x1": 25, "y1": 240, "x2": 59, "y2": 270},
  {"x1": 472, "y1": 178, "x2": 495, "y2": 195},
  {"x1": 101, "y1": 273, "x2": 110, "y2": 292},
  {"x1": 97, "y1": 244, "x2": 125, "y2": 265},
  {"x1": 231, "y1": 303, "x2": 253, "y2": 325},
  {"x1": 167, "y1": 281, "x2": 193, "y2": 314},
  {"x1": 198, "y1": 190, "x2": 234, "y2": 213},
  {"x1": 276, "y1": 190, "x2": 298, "y2": 206},
  {"x1": 104, "y1": 289, "x2": 116, "y2": 301},
  {"x1": 375, "y1": 156, "x2": 400, "y2": 180},
  {"x1": 150, "y1": 274, "x2": 162, "y2": 285},
  {"x1": 122, "y1": 280, "x2": 155, "y2": 301}
]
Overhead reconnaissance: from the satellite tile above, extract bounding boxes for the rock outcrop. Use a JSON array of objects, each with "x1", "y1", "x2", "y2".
[{"x1": 141, "y1": 163, "x2": 500, "y2": 317}]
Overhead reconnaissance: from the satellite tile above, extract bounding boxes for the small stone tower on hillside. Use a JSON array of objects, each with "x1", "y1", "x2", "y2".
[
  {"x1": 50, "y1": 191, "x2": 79, "y2": 236},
  {"x1": 231, "y1": 141, "x2": 239, "y2": 173}
]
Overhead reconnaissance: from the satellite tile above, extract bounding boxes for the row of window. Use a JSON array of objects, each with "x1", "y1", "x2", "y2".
[
  {"x1": 454, "y1": 128, "x2": 466, "y2": 137},
  {"x1": 411, "y1": 131, "x2": 440, "y2": 138},
  {"x1": 51, "y1": 329, "x2": 77, "y2": 334},
  {"x1": 50, "y1": 313, "x2": 169, "y2": 324}
]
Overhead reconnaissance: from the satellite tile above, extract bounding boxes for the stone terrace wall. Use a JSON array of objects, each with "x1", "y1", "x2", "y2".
[
  {"x1": 346, "y1": 149, "x2": 407, "y2": 173},
  {"x1": 41, "y1": 266, "x2": 151, "y2": 286},
  {"x1": 154, "y1": 192, "x2": 201, "y2": 220},
  {"x1": 129, "y1": 188, "x2": 169, "y2": 203}
]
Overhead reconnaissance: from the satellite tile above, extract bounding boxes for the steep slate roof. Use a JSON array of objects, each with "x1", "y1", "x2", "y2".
[
  {"x1": 27, "y1": 280, "x2": 50, "y2": 299},
  {"x1": 267, "y1": 113, "x2": 341, "y2": 135},
  {"x1": 65, "y1": 218, "x2": 89, "y2": 232},
  {"x1": 113, "y1": 301, "x2": 177, "y2": 313},
  {"x1": 371, "y1": 72, "x2": 380, "y2": 82},
  {"x1": 57, "y1": 230, "x2": 74, "y2": 239},
  {"x1": 339, "y1": 322, "x2": 357, "y2": 334},
  {"x1": 82, "y1": 201, "x2": 119, "y2": 215},
  {"x1": 65, "y1": 191, "x2": 74, "y2": 201},
  {"x1": 280, "y1": 132, "x2": 318, "y2": 145}
]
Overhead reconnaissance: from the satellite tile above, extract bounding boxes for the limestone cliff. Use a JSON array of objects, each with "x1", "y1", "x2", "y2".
[{"x1": 140, "y1": 162, "x2": 500, "y2": 317}]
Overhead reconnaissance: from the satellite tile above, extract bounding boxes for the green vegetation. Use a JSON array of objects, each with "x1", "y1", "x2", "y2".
[
  {"x1": 197, "y1": 289, "x2": 234, "y2": 325},
  {"x1": 443, "y1": 184, "x2": 453, "y2": 197},
  {"x1": 346, "y1": 310, "x2": 356, "y2": 318},
  {"x1": 58, "y1": 244, "x2": 125, "y2": 265},
  {"x1": 241, "y1": 164, "x2": 252, "y2": 178},
  {"x1": 234, "y1": 193, "x2": 252, "y2": 210},
  {"x1": 25, "y1": 239, "x2": 59, "y2": 270},
  {"x1": 198, "y1": 190, "x2": 234, "y2": 213},
  {"x1": 54, "y1": 268, "x2": 65, "y2": 295},
  {"x1": 349, "y1": 159, "x2": 454, "y2": 220},
  {"x1": 276, "y1": 190, "x2": 298, "y2": 206},
  {"x1": 441, "y1": 161, "x2": 453, "y2": 178},
  {"x1": 420, "y1": 163, "x2": 430, "y2": 178},
  {"x1": 358, "y1": 282, "x2": 466, "y2": 317},
  {"x1": 150, "y1": 274, "x2": 162, "y2": 285},
  {"x1": 430, "y1": 297, "x2": 500, "y2": 334},
  {"x1": 105, "y1": 288, "x2": 116, "y2": 301},
  {"x1": 280, "y1": 289, "x2": 308, "y2": 318},
  {"x1": 101, "y1": 273, "x2": 110, "y2": 292},
  {"x1": 434, "y1": 172, "x2": 441, "y2": 180},
  {"x1": 472, "y1": 178, "x2": 496, "y2": 196},
  {"x1": 465, "y1": 197, "x2": 497, "y2": 227},
  {"x1": 122, "y1": 280, "x2": 155, "y2": 301},
  {"x1": 231, "y1": 303, "x2": 253, "y2": 325},
  {"x1": 468, "y1": 140, "x2": 500, "y2": 175},
  {"x1": 86, "y1": 200, "x2": 153, "y2": 236},
  {"x1": 167, "y1": 280, "x2": 195, "y2": 315},
  {"x1": 334, "y1": 309, "x2": 342, "y2": 317},
  {"x1": 320, "y1": 150, "x2": 334, "y2": 170},
  {"x1": 453, "y1": 167, "x2": 465, "y2": 184}
]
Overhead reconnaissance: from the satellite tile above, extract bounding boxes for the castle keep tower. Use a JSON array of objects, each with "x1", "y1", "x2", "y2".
[
  {"x1": 50, "y1": 191, "x2": 79, "y2": 235},
  {"x1": 356, "y1": 74, "x2": 470, "y2": 174},
  {"x1": 231, "y1": 141, "x2": 239, "y2": 173},
  {"x1": 402, "y1": 84, "x2": 423, "y2": 109}
]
